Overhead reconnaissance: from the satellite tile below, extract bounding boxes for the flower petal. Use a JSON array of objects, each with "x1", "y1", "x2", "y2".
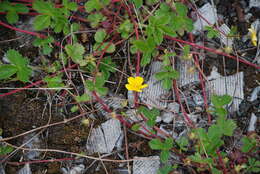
[
  {"x1": 135, "y1": 76, "x2": 144, "y2": 85},
  {"x1": 126, "y1": 84, "x2": 135, "y2": 91},
  {"x1": 140, "y1": 84, "x2": 148, "y2": 89},
  {"x1": 127, "y1": 77, "x2": 135, "y2": 84}
]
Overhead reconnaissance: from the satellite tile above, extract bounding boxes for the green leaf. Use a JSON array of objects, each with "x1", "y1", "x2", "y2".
[
  {"x1": 0, "y1": 65, "x2": 17, "y2": 80},
  {"x1": 33, "y1": 0, "x2": 53, "y2": 14},
  {"x1": 14, "y1": 3, "x2": 29, "y2": 13},
  {"x1": 75, "y1": 93, "x2": 91, "y2": 102},
  {"x1": 33, "y1": 15, "x2": 51, "y2": 30},
  {"x1": 149, "y1": 138, "x2": 164, "y2": 150},
  {"x1": 85, "y1": 80, "x2": 95, "y2": 91},
  {"x1": 43, "y1": 76, "x2": 64, "y2": 88},
  {"x1": 131, "y1": 0, "x2": 143, "y2": 8},
  {"x1": 176, "y1": 136, "x2": 188, "y2": 151},
  {"x1": 131, "y1": 123, "x2": 141, "y2": 131},
  {"x1": 175, "y1": 2, "x2": 188, "y2": 17},
  {"x1": 163, "y1": 138, "x2": 173, "y2": 150},
  {"x1": 158, "y1": 165, "x2": 174, "y2": 174},
  {"x1": 96, "y1": 86, "x2": 108, "y2": 96},
  {"x1": 155, "y1": 71, "x2": 169, "y2": 80},
  {"x1": 241, "y1": 137, "x2": 257, "y2": 153},
  {"x1": 205, "y1": 26, "x2": 220, "y2": 39},
  {"x1": 16, "y1": 67, "x2": 32, "y2": 82},
  {"x1": 5, "y1": 49, "x2": 32, "y2": 82},
  {"x1": 84, "y1": 0, "x2": 109, "y2": 13},
  {"x1": 212, "y1": 168, "x2": 222, "y2": 174},
  {"x1": 95, "y1": 75, "x2": 106, "y2": 87},
  {"x1": 87, "y1": 12, "x2": 106, "y2": 28},
  {"x1": 162, "y1": 79, "x2": 172, "y2": 90},
  {"x1": 212, "y1": 95, "x2": 232, "y2": 108},
  {"x1": 94, "y1": 29, "x2": 106, "y2": 43},
  {"x1": 160, "y1": 150, "x2": 170, "y2": 163},
  {"x1": 65, "y1": 43, "x2": 85, "y2": 63},
  {"x1": 70, "y1": 105, "x2": 79, "y2": 112},
  {"x1": 62, "y1": 0, "x2": 77, "y2": 11},
  {"x1": 0, "y1": 145, "x2": 13, "y2": 155},
  {"x1": 222, "y1": 119, "x2": 236, "y2": 136},
  {"x1": 6, "y1": 10, "x2": 18, "y2": 24}
]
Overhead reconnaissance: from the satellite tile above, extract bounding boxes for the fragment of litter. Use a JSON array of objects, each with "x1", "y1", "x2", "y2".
[
  {"x1": 219, "y1": 24, "x2": 233, "y2": 47},
  {"x1": 133, "y1": 156, "x2": 160, "y2": 174},
  {"x1": 249, "y1": 0, "x2": 260, "y2": 8},
  {"x1": 95, "y1": 96, "x2": 126, "y2": 119},
  {"x1": 86, "y1": 119, "x2": 122, "y2": 154},
  {"x1": 0, "y1": 164, "x2": 5, "y2": 174},
  {"x1": 139, "y1": 61, "x2": 169, "y2": 109},
  {"x1": 193, "y1": 3, "x2": 218, "y2": 32},
  {"x1": 248, "y1": 86, "x2": 260, "y2": 132},
  {"x1": 17, "y1": 164, "x2": 31, "y2": 174},
  {"x1": 23, "y1": 133, "x2": 42, "y2": 160},
  {"x1": 61, "y1": 164, "x2": 85, "y2": 174},
  {"x1": 177, "y1": 58, "x2": 199, "y2": 87},
  {"x1": 206, "y1": 68, "x2": 244, "y2": 112}
]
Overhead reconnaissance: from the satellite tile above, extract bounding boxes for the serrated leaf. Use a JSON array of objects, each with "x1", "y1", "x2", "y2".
[
  {"x1": 162, "y1": 79, "x2": 172, "y2": 89},
  {"x1": 85, "y1": 80, "x2": 95, "y2": 91},
  {"x1": 131, "y1": 0, "x2": 143, "y2": 8},
  {"x1": 175, "y1": 2, "x2": 188, "y2": 17},
  {"x1": 65, "y1": 43, "x2": 85, "y2": 63},
  {"x1": 7, "y1": 49, "x2": 28, "y2": 67},
  {"x1": 241, "y1": 137, "x2": 257, "y2": 153},
  {"x1": 96, "y1": 86, "x2": 108, "y2": 96},
  {"x1": 222, "y1": 119, "x2": 236, "y2": 136},
  {"x1": 14, "y1": 3, "x2": 29, "y2": 13},
  {"x1": 212, "y1": 95, "x2": 232, "y2": 108},
  {"x1": 6, "y1": 10, "x2": 18, "y2": 24},
  {"x1": 16, "y1": 67, "x2": 32, "y2": 82},
  {"x1": 149, "y1": 138, "x2": 164, "y2": 150},
  {"x1": 94, "y1": 29, "x2": 106, "y2": 43},
  {"x1": 0, "y1": 65, "x2": 17, "y2": 80},
  {"x1": 163, "y1": 138, "x2": 173, "y2": 150},
  {"x1": 131, "y1": 124, "x2": 140, "y2": 131},
  {"x1": 75, "y1": 93, "x2": 91, "y2": 102},
  {"x1": 160, "y1": 150, "x2": 170, "y2": 163},
  {"x1": 33, "y1": 15, "x2": 51, "y2": 30}
]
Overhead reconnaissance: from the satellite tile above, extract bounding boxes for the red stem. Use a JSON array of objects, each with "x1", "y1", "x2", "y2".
[
  {"x1": 173, "y1": 80, "x2": 195, "y2": 128},
  {"x1": 165, "y1": 36, "x2": 260, "y2": 69},
  {"x1": 0, "y1": 20, "x2": 44, "y2": 38},
  {"x1": 216, "y1": 150, "x2": 228, "y2": 174},
  {"x1": 188, "y1": 33, "x2": 211, "y2": 124}
]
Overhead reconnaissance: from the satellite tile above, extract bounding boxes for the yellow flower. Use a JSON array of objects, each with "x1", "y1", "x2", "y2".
[
  {"x1": 248, "y1": 27, "x2": 258, "y2": 46},
  {"x1": 125, "y1": 76, "x2": 148, "y2": 92}
]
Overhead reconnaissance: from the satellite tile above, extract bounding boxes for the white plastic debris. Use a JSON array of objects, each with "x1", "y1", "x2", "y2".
[
  {"x1": 248, "y1": 86, "x2": 260, "y2": 132},
  {"x1": 133, "y1": 156, "x2": 160, "y2": 174},
  {"x1": 17, "y1": 164, "x2": 31, "y2": 174},
  {"x1": 192, "y1": 93, "x2": 204, "y2": 106},
  {"x1": 86, "y1": 119, "x2": 122, "y2": 154},
  {"x1": 177, "y1": 59, "x2": 199, "y2": 87},
  {"x1": 219, "y1": 24, "x2": 233, "y2": 47},
  {"x1": 161, "y1": 103, "x2": 179, "y2": 123},
  {"x1": 61, "y1": 164, "x2": 85, "y2": 174},
  {"x1": 16, "y1": 18, "x2": 35, "y2": 47},
  {"x1": 249, "y1": 0, "x2": 260, "y2": 8},
  {"x1": 95, "y1": 96, "x2": 126, "y2": 119},
  {"x1": 0, "y1": 164, "x2": 5, "y2": 174},
  {"x1": 193, "y1": 3, "x2": 218, "y2": 32},
  {"x1": 139, "y1": 61, "x2": 170, "y2": 108},
  {"x1": 248, "y1": 113, "x2": 257, "y2": 132},
  {"x1": 206, "y1": 69, "x2": 244, "y2": 112},
  {"x1": 23, "y1": 133, "x2": 41, "y2": 160}
]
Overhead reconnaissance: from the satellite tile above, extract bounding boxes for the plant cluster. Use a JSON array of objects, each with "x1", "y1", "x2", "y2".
[{"x1": 0, "y1": 0, "x2": 259, "y2": 173}]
